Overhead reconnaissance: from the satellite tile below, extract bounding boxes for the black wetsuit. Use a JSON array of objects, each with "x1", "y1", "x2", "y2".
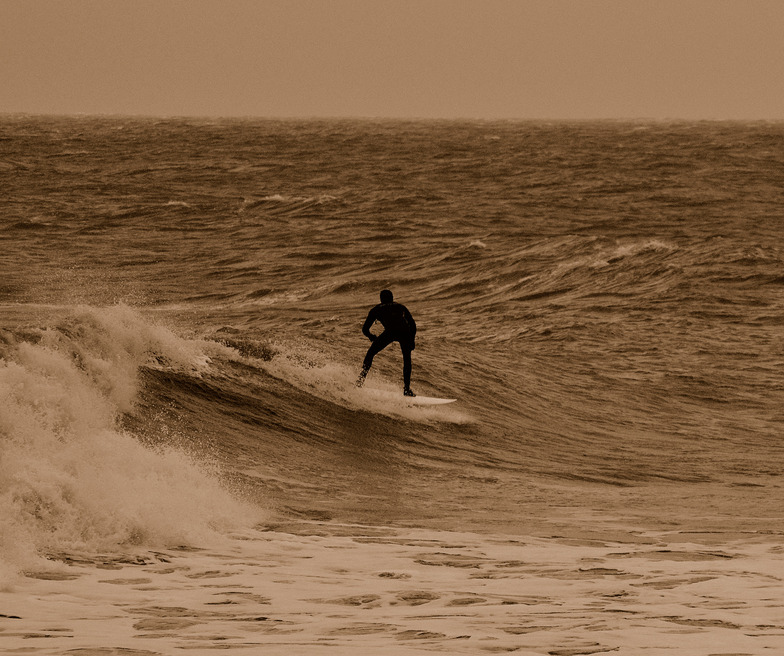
[{"x1": 361, "y1": 301, "x2": 417, "y2": 388}]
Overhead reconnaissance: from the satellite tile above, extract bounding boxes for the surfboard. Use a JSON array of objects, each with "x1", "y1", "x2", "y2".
[
  {"x1": 407, "y1": 396, "x2": 457, "y2": 406},
  {"x1": 354, "y1": 386, "x2": 456, "y2": 408}
]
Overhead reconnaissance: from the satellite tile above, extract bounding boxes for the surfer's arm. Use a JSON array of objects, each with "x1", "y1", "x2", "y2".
[
  {"x1": 404, "y1": 306, "x2": 416, "y2": 339},
  {"x1": 362, "y1": 309, "x2": 378, "y2": 341}
]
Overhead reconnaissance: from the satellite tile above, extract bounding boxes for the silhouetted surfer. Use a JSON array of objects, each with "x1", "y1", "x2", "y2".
[{"x1": 356, "y1": 289, "x2": 417, "y2": 396}]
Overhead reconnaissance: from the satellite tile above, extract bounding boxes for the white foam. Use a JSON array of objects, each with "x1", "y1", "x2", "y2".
[
  {"x1": 2, "y1": 524, "x2": 781, "y2": 654},
  {"x1": 0, "y1": 305, "x2": 261, "y2": 583}
]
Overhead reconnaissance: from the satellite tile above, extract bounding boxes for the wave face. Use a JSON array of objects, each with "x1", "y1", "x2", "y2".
[{"x1": 2, "y1": 117, "x2": 784, "y2": 569}]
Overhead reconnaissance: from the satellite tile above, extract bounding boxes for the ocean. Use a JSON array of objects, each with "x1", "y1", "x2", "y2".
[{"x1": 1, "y1": 116, "x2": 783, "y2": 654}]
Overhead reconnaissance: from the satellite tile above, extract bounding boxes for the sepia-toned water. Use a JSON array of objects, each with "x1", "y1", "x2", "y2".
[{"x1": 2, "y1": 116, "x2": 783, "y2": 654}]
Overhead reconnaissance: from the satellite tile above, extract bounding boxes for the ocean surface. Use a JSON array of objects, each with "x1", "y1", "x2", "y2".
[{"x1": 1, "y1": 116, "x2": 783, "y2": 654}]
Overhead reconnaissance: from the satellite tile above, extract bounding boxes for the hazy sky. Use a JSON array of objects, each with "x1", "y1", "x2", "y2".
[{"x1": 2, "y1": 0, "x2": 783, "y2": 119}]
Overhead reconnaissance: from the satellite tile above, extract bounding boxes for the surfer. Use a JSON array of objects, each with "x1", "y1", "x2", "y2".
[{"x1": 356, "y1": 289, "x2": 417, "y2": 396}]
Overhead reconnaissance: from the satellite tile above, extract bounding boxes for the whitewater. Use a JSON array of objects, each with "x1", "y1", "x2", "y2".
[{"x1": 1, "y1": 116, "x2": 783, "y2": 654}]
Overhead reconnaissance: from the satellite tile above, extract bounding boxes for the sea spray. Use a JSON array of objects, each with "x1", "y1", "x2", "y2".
[{"x1": 0, "y1": 305, "x2": 261, "y2": 582}]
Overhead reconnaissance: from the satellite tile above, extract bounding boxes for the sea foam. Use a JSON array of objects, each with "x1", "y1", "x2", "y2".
[{"x1": 0, "y1": 305, "x2": 259, "y2": 583}]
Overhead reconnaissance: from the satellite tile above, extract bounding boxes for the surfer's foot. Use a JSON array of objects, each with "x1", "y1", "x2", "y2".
[{"x1": 403, "y1": 387, "x2": 416, "y2": 397}]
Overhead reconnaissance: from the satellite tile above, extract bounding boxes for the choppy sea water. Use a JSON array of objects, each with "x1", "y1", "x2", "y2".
[{"x1": 1, "y1": 116, "x2": 783, "y2": 654}]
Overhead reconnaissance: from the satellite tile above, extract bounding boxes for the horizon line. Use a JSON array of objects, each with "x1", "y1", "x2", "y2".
[{"x1": 3, "y1": 111, "x2": 784, "y2": 124}]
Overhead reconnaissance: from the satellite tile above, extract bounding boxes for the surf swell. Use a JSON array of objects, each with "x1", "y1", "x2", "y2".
[{"x1": 3, "y1": 118, "x2": 783, "y2": 592}]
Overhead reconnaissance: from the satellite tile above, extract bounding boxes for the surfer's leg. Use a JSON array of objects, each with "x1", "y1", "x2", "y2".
[
  {"x1": 357, "y1": 332, "x2": 394, "y2": 386},
  {"x1": 400, "y1": 342, "x2": 414, "y2": 395},
  {"x1": 363, "y1": 332, "x2": 394, "y2": 369}
]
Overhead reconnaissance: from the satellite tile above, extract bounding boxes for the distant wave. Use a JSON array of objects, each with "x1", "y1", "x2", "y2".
[{"x1": 239, "y1": 194, "x2": 339, "y2": 213}]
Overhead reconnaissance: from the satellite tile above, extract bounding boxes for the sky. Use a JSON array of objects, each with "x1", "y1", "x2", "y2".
[{"x1": 1, "y1": 0, "x2": 783, "y2": 120}]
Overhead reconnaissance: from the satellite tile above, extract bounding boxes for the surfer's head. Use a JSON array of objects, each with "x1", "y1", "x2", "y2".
[{"x1": 380, "y1": 289, "x2": 393, "y2": 304}]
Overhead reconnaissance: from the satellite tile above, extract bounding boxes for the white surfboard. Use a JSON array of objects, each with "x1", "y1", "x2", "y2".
[
  {"x1": 354, "y1": 386, "x2": 456, "y2": 408},
  {"x1": 407, "y1": 395, "x2": 457, "y2": 406}
]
